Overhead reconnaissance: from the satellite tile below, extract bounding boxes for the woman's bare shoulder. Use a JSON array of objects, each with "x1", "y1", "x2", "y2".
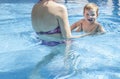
[{"x1": 54, "y1": 3, "x2": 67, "y2": 11}]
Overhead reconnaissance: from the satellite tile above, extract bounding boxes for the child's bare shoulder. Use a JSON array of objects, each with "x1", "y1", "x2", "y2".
[
  {"x1": 80, "y1": 19, "x2": 85, "y2": 22},
  {"x1": 76, "y1": 19, "x2": 85, "y2": 24},
  {"x1": 95, "y1": 22, "x2": 105, "y2": 32},
  {"x1": 94, "y1": 22, "x2": 102, "y2": 27}
]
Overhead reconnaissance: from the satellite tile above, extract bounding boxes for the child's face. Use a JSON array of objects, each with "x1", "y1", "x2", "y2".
[{"x1": 84, "y1": 9, "x2": 97, "y2": 23}]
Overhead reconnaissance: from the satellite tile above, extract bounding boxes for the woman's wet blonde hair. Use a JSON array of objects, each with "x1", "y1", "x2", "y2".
[{"x1": 83, "y1": 3, "x2": 99, "y2": 16}]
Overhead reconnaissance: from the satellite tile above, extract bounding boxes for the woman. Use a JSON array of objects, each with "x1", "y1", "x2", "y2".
[
  {"x1": 30, "y1": 0, "x2": 77, "y2": 79},
  {"x1": 32, "y1": 0, "x2": 81, "y2": 46}
]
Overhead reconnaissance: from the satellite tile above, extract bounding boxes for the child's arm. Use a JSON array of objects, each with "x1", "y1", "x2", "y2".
[
  {"x1": 71, "y1": 22, "x2": 78, "y2": 30},
  {"x1": 87, "y1": 24, "x2": 106, "y2": 36},
  {"x1": 97, "y1": 24, "x2": 106, "y2": 34},
  {"x1": 70, "y1": 20, "x2": 82, "y2": 31},
  {"x1": 90, "y1": 23, "x2": 106, "y2": 34}
]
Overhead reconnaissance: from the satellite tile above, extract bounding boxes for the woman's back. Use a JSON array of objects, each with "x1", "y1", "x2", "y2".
[{"x1": 32, "y1": 1, "x2": 71, "y2": 40}]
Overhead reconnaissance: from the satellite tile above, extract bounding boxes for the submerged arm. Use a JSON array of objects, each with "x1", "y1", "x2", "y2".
[
  {"x1": 71, "y1": 26, "x2": 106, "y2": 38},
  {"x1": 71, "y1": 32, "x2": 93, "y2": 38}
]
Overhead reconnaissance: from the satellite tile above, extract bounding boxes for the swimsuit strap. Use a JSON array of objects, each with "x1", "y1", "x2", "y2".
[
  {"x1": 95, "y1": 24, "x2": 100, "y2": 32},
  {"x1": 80, "y1": 23, "x2": 83, "y2": 31},
  {"x1": 36, "y1": 19, "x2": 61, "y2": 35}
]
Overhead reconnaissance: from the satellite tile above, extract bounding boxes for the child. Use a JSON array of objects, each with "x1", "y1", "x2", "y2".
[{"x1": 71, "y1": 3, "x2": 105, "y2": 37}]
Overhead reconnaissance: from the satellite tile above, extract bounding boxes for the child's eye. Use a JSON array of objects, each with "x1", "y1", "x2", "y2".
[{"x1": 91, "y1": 14, "x2": 95, "y2": 16}]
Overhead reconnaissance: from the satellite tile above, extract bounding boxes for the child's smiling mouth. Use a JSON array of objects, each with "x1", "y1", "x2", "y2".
[{"x1": 88, "y1": 18, "x2": 94, "y2": 22}]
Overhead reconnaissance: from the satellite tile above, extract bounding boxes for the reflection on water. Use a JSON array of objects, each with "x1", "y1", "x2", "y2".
[{"x1": 0, "y1": 0, "x2": 120, "y2": 79}]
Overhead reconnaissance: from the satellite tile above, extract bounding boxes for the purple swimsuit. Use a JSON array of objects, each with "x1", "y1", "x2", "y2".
[
  {"x1": 36, "y1": 20, "x2": 65, "y2": 46},
  {"x1": 36, "y1": 26, "x2": 61, "y2": 35}
]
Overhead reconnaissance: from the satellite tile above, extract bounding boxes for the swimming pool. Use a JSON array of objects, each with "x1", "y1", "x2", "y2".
[{"x1": 0, "y1": 0, "x2": 120, "y2": 79}]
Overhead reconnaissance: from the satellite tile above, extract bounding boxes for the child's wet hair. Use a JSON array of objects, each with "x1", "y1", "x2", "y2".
[{"x1": 83, "y1": 3, "x2": 99, "y2": 16}]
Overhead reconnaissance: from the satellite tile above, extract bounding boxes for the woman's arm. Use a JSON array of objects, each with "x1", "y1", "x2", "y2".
[
  {"x1": 57, "y1": 5, "x2": 72, "y2": 39},
  {"x1": 71, "y1": 32, "x2": 92, "y2": 38}
]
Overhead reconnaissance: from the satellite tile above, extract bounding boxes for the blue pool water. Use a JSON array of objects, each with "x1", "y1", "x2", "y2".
[{"x1": 0, "y1": 0, "x2": 120, "y2": 79}]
